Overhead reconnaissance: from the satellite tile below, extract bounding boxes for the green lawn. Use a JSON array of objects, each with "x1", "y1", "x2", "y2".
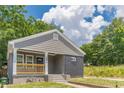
[
  {"x1": 70, "y1": 78, "x2": 124, "y2": 88},
  {"x1": 6, "y1": 82, "x2": 73, "y2": 88},
  {"x1": 84, "y1": 65, "x2": 124, "y2": 78}
]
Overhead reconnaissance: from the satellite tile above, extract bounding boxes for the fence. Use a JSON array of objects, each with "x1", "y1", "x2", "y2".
[{"x1": 16, "y1": 63, "x2": 45, "y2": 75}]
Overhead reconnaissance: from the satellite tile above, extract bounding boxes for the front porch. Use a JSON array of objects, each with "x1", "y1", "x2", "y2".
[{"x1": 14, "y1": 49, "x2": 65, "y2": 76}]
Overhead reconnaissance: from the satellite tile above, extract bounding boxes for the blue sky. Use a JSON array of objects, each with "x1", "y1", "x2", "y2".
[
  {"x1": 25, "y1": 5, "x2": 55, "y2": 19},
  {"x1": 24, "y1": 5, "x2": 123, "y2": 46}
]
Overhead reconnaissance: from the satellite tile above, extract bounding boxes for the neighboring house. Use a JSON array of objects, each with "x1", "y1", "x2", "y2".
[{"x1": 7, "y1": 29, "x2": 86, "y2": 84}]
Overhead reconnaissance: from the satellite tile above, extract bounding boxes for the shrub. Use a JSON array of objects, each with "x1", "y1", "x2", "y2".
[{"x1": 84, "y1": 65, "x2": 124, "y2": 78}]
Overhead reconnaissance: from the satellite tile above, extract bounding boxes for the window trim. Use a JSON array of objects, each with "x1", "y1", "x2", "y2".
[
  {"x1": 26, "y1": 55, "x2": 34, "y2": 64},
  {"x1": 17, "y1": 54, "x2": 24, "y2": 64}
]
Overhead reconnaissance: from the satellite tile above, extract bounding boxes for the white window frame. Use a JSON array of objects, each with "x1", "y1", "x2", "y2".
[
  {"x1": 17, "y1": 54, "x2": 24, "y2": 64},
  {"x1": 26, "y1": 55, "x2": 34, "y2": 64},
  {"x1": 71, "y1": 57, "x2": 76, "y2": 61}
]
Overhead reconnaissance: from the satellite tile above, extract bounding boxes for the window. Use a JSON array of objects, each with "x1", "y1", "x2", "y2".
[
  {"x1": 71, "y1": 57, "x2": 76, "y2": 61},
  {"x1": 53, "y1": 33, "x2": 58, "y2": 40},
  {"x1": 17, "y1": 54, "x2": 24, "y2": 63},
  {"x1": 26, "y1": 55, "x2": 34, "y2": 64}
]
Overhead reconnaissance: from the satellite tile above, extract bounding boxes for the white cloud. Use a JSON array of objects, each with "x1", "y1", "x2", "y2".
[
  {"x1": 115, "y1": 6, "x2": 124, "y2": 18},
  {"x1": 80, "y1": 16, "x2": 108, "y2": 31},
  {"x1": 42, "y1": 5, "x2": 110, "y2": 46},
  {"x1": 80, "y1": 16, "x2": 109, "y2": 43},
  {"x1": 42, "y1": 6, "x2": 95, "y2": 24},
  {"x1": 97, "y1": 5, "x2": 105, "y2": 14}
]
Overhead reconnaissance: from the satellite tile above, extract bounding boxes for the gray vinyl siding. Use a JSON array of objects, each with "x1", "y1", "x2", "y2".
[
  {"x1": 14, "y1": 33, "x2": 53, "y2": 48},
  {"x1": 8, "y1": 52, "x2": 13, "y2": 84},
  {"x1": 64, "y1": 55, "x2": 83, "y2": 77},
  {"x1": 22, "y1": 39, "x2": 79, "y2": 56},
  {"x1": 48, "y1": 55, "x2": 54, "y2": 74},
  {"x1": 59, "y1": 34, "x2": 83, "y2": 56}
]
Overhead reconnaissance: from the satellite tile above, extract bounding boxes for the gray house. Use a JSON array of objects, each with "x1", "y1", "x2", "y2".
[{"x1": 7, "y1": 29, "x2": 85, "y2": 84}]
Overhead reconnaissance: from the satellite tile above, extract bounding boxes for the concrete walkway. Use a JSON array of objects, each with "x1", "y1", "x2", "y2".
[
  {"x1": 58, "y1": 76, "x2": 124, "y2": 88},
  {"x1": 65, "y1": 82, "x2": 90, "y2": 88}
]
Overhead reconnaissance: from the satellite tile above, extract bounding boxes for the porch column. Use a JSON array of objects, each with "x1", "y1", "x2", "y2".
[
  {"x1": 13, "y1": 48, "x2": 17, "y2": 75},
  {"x1": 45, "y1": 52, "x2": 48, "y2": 74}
]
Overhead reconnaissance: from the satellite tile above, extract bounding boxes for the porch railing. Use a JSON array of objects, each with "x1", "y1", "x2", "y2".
[{"x1": 16, "y1": 63, "x2": 45, "y2": 75}]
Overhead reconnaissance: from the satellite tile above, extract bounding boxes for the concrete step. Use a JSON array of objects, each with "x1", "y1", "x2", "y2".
[
  {"x1": 51, "y1": 79, "x2": 67, "y2": 82},
  {"x1": 48, "y1": 75, "x2": 65, "y2": 78},
  {"x1": 49, "y1": 78, "x2": 65, "y2": 80},
  {"x1": 49, "y1": 77, "x2": 64, "y2": 78},
  {"x1": 50, "y1": 79, "x2": 66, "y2": 81},
  {"x1": 48, "y1": 74, "x2": 67, "y2": 83}
]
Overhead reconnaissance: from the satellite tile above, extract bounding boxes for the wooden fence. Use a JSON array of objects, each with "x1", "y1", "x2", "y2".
[{"x1": 16, "y1": 63, "x2": 45, "y2": 75}]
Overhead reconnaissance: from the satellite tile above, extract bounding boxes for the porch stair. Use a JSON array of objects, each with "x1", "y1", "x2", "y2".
[{"x1": 48, "y1": 74, "x2": 68, "y2": 83}]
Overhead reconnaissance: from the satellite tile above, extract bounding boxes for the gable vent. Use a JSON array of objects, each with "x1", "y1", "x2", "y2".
[{"x1": 53, "y1": 33, "x2": 58, "y2": 40}]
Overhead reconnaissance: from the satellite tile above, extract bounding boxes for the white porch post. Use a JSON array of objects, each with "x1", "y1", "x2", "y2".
[
  {"x1": 45, "y1": 52, "x2": 48, "y2": 74},
  {"x1": 13, "y1": 48, "x2": 17, "y2": 75}
]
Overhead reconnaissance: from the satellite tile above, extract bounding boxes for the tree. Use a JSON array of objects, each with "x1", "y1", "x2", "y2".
[
  {"x1": 0, "y1": 5, "x2": 57, "y2": 65},
  {"x1": 81, "y1": 18, "x2": 124, "y2": 66}
]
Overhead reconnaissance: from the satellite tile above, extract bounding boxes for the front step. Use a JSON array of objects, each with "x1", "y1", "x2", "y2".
[{"x1": 47, "y1": 74, "x2": 70, "y2": 83}]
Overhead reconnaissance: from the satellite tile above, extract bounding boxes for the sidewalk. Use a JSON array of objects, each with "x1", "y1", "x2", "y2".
[{"x1": 64, "y1": 82, "x2": 90, "y2": 88}]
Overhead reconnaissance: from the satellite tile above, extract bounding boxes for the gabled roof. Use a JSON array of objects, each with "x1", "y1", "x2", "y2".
[{"x1": 9, "y1": 29, "x2": 86, "y2": 56}]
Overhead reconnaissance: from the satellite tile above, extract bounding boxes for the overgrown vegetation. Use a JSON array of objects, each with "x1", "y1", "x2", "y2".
[
  {"x1": 84, "y1": 65, "x2": 124, "y2": 78},
  {"x1": 81, "y1": 18, "x2": 124, "y2": 65},
  {"x1": 70, "y1": 78, "x2": 124, "y2": 88},
  {"x1": 0, "y1": 6, "x2": 61, "y2": 66},
  {"x1": 7, "y1": 82, "x2": 73, "y2": 88}
]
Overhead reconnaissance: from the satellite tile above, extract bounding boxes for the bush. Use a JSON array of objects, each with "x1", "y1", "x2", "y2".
[{"x1": 84, "y1": 65, "x2": 124, "y2": 78}]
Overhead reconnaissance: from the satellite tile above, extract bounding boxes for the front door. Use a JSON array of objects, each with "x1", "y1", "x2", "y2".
[
  {"x1": 36, "y1": 56, "x2": 44, "y2": 73},
  {"x1": 36, "y1": 56, "x2": 44, "y2": 64}
]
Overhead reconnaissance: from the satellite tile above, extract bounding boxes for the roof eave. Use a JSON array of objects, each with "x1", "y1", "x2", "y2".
[{"x1": 56, "y1": 31, "x2": 86, "y2": 56}]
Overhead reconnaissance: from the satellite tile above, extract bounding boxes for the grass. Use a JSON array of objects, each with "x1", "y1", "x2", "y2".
[
  {"x1": 84, "y1": 65, "x2": 124, "y2": 78},
  {"x1": 70, "y1": 78, "x2": 124, "y2": 88},
  {"x1": 6, "y1": 82, "x2": 73, "y2": 88}
]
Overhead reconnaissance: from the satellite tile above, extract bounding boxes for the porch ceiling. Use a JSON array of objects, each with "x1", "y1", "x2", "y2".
[{"x1": 20, "y1": 39, "x2": 79, "y2": 56}]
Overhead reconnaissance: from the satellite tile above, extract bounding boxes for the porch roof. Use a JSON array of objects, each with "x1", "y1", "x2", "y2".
[{"x1": 19, "y1": 39, "x2": 80, "y2": 56}]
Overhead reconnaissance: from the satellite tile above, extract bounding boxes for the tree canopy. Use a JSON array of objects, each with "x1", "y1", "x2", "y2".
[
  {"x1": 81, "y1": 18, "x2": 124, "y2": 66},
  {"x1": 0, "y1": 5, "x2": 57, "y2": 65}
]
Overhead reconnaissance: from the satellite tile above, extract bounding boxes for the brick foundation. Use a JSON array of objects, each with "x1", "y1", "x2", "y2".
[{"x1": 12, "y1": 74, "x2": 70, "y2": 84}]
